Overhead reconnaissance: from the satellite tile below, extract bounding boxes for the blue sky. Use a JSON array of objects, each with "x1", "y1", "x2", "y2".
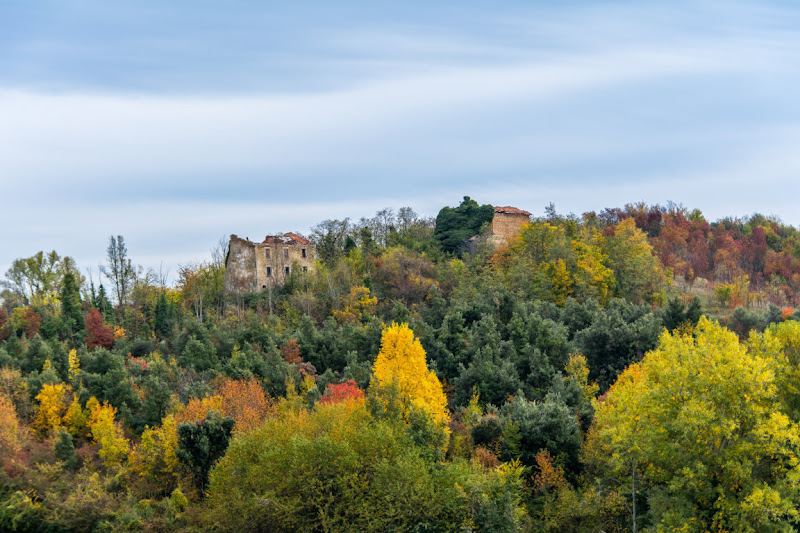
[{"x1": 2, "y1": 1, "x2": 800, "y2": 283}]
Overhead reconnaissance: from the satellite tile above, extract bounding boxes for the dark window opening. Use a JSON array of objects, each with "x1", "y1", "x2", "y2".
[
  {"x1": 285, "y1": 266, "x2": 290, "y2": 275},
  {"x1": 301, "y1": 248, "x2": 307, "y2": 258},
  {"x1": 283, "y1": 247, "x2": 289, "y2": 259},
  {"x1": 266, "y1": 266, "x2": 272, "y2": 277},
  {"x1": 262, "y1": 285, "x2": 266, "y2": 289},
  {"x1": 303, "y1": 266, "x2": 308, "y2": 272},
  {"x1": 265, "y1": 248, "x2": 271, "y2": 259}
]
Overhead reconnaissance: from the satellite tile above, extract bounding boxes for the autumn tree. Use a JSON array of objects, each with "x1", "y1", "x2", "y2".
[
  {"x1": 493, "y1": 221, "x2": 614, "y2": 306},
  {"x1": 602, "y1": 218, "x2": 668, "y2": 304},
  {"x1": 87, "y1": 397, "x2": 130, "y2": 469},
  {"x1": 34, "y1": 382, "x2": 70, "y2": 437},
  {"x1": 84, "y1": 308, "x2": 114, "y2": 349},
  {"x1": 332, "y1": 285, "x2": 377, "y2": 324},
  {"x1": 320, "y1": 379, "x2": 365, "y2": 405},
  {"x1": 216, "y1": 377, "x2": 272, "y2": 433},
  {"x1": 372, "y1": 323, "x2": 450, "y2": 433},
  {"x1": 129, "y1": 414, "x2": 181, "y2": 495},
  {"x1": 588, "y1": 318, "x2": 800, "y2": 530},
  {"x1": 0, "y1": 392, "x2": 22, "y2": 463}
]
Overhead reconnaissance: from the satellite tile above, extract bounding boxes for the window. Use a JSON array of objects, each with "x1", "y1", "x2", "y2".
[
  {"x1": 266, "y1": 266, "x2": 272, "y2": 277},
  {"x1": 301, "y1": 248, "x2": 307, "y2": 258},
  {"x1": 285, "y1": 266, "x2": 290, "y2": 275},
  {"x1": 302, "y1": 266, "x2": 308, "y2": 272},
  {"x1": 265, "y1": 248, "x2": 271, "y2": 259},
  {"x1": 283, "y1": 247, "x2": 289, "y2": 259}
]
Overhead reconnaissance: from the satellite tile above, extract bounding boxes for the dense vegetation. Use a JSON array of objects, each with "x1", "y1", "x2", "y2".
[{"x1": 2, "y1": 199, "x2": 800, "y2": 531}]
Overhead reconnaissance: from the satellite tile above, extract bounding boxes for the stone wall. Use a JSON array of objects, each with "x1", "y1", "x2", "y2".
[
  {"x1": 224, "y1": 235, "x2": 259, "y2": 294},
  {"x1": 489, "y1": 207, "x2": 531, "y2": 246}
]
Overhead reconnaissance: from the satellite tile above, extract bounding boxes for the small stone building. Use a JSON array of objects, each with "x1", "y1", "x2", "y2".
[
  {"x1": 224, "y1": 233, "x2": 315, "y2": 294},
  {"x1": 488, "y1": 206, "x2": 531, "y2": 246}
]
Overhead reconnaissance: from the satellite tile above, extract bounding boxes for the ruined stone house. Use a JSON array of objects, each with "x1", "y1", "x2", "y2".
[{"x1": 224, "y1": 233, "x2": 315, "y2": 294}]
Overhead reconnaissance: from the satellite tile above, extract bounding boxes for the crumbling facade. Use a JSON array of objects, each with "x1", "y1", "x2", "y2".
[
  {"x1": 224, "y1": 233, "x2": 315, "y2": 294},
  {"x1": 488, "y1": 206, "x2": 531, "y2": 246}
]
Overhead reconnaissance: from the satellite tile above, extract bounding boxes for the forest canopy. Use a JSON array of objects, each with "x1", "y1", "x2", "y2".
[{"x1": 2, "y1": 200, "x2": 800, "y2": 531}]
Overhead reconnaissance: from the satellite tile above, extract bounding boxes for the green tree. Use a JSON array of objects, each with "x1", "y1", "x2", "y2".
[
  {"x1": 176, "y1": 410, "x2": 235, "y2": 494},
  {"x1": 59, "y1": 271, "x2": 84, "y2": 343},
  {"x1": 434, "y1": 196, "x2": 494, "y2": 255},
  {"x1": 588, "y1": 318, "x2": 800, "y2": 531}
]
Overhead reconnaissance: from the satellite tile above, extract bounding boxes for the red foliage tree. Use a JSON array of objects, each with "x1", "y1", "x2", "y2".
[
  {"x1": 84, "y1": 308, "x2": 114, "y2": 349},
  {"x1": 319, "y1": 380, "x2": 364, "y2": 405},
  {"x1": 17, "y1": 308, "x2": 42, "y2": 339}
]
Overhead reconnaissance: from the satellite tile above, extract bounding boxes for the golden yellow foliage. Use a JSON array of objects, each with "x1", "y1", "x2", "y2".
[
  {"x1": 67, "y1": 349, "x2": 80, "y2": 383},
  {"x1": 34, "y1": 383, "x2": 70, "y2": 437},
  {"x1": 174, "y1": 394, "x2": 224, "y2": 424},
  {"x1": 63, "y1": 396, "x2": 89, "y2": 438},
  {"x1": 113, "y1": 326, "x2": 127, "y2": 341},
  {"x1": 372, "y1": 323, "x2": 450, "y2": 432},
  {"x1": 129, "y1": 414, "x2": 180, "y2": 492},
  {"x1": 87, "y1": 397, "x2": 129, "y2": 468},
  {"x1": 332, "y1": 285, "x2": 377, "y2": 324}
]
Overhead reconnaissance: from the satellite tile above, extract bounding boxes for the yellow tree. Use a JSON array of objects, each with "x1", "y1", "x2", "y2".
[
  {"x1": 332, "y1": 285, "x2": 377, "y2": 324},
  {"x1": 34, "y1": 383, "x2": 70, "y2": 437},
  {"x1": 372, "y1": 323, "x2": 449, "y2": 433},
  {"x1": 588, "y1": 318, "x2": 800, "y2": 531},
  {"x1": 129, "y1": 414, "x2": 180, "y2": 494},
  {"x1": 87, "y1": 397, "x2": 129, "y2": 469}
]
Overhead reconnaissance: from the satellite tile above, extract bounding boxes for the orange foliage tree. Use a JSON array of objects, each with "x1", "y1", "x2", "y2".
[
  {"x1": 319, "y1": 380, "x2": 364, "y2": 405},
  {"x1": 216, "y1": 377, "x2": 272, "y2": 433},
  {"x1": 0, "y1": 392, "x2": 21, "y2": 463}
]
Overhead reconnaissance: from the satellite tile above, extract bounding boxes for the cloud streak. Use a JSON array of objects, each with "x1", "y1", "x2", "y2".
[{"x1": 2, "y1": 1, "x2": 800, "y2": 282}]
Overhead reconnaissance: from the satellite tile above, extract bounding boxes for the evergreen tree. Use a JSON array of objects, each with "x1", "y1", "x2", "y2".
[
  {"x1": 433, "y1": 196, "x2": 494, "y2": 256},
  {"x1": 154, "y1": 292, "x2": 172, "y2": 339},
  {"x1": 60, "y1": 271, "x2": 84, "y2": 343}
]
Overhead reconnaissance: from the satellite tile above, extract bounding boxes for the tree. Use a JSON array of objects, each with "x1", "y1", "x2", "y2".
[
  {"x1": 320, "y1": 379, "x2": 365, "y2": 405},
  {"x1": 1, "y1": 250, "x2": 81, "y2": 305},
  {"x1": 0, "y1": 392, "x2": 21, "y2": 463},
  {"x1": 588, "y1": 318, "x2": 800, "y2": 530},
  {"x1": 129, "y1": 414, "x2": 180, "y2": 495},
  {"x1": 434, "y1": 196, "x2": 494, "y2": 255},
  {"x1": 216, "y1": 377, "x2": 272, "y2": 433},
  {"x1": 205, "y1": 399, "x2": 526, "y2": 532},
  {"x1": 84, "y1": 308, "x2": 114, "y2": 349},
  {"x1": 100, "y1": 235, "x2": 135, "y2": 308},
  {"x1": 34, "y1": 382, "x2": 70, "y2": 437},
  {"x1": 602, "y1": 218, "x2": 668, "y2": 304},
  {"x1": 176, "y1": 410, "x2": 234, "y2": 493},
  {"x1": 59, "y1": 271, "x2": 84, "y2": 343},
  {"x1": 372, "y1": 323, "x2": 450, "y2": 433},
  {"x1": 87, "y1": 397, "x2": 130, "y2": 469}
]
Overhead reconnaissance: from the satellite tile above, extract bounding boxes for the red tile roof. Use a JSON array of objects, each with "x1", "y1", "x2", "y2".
[
  {"x1": 494, "y1": 206, "x2": 531, "y2": 216},
  {"x1": 262, "y1": 233, "x2": 311, "y2": 245}
]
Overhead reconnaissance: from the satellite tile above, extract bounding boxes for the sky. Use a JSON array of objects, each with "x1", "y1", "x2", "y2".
[{"x1": 2, "y1": 0, "x2": 800, "y2": 285}]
